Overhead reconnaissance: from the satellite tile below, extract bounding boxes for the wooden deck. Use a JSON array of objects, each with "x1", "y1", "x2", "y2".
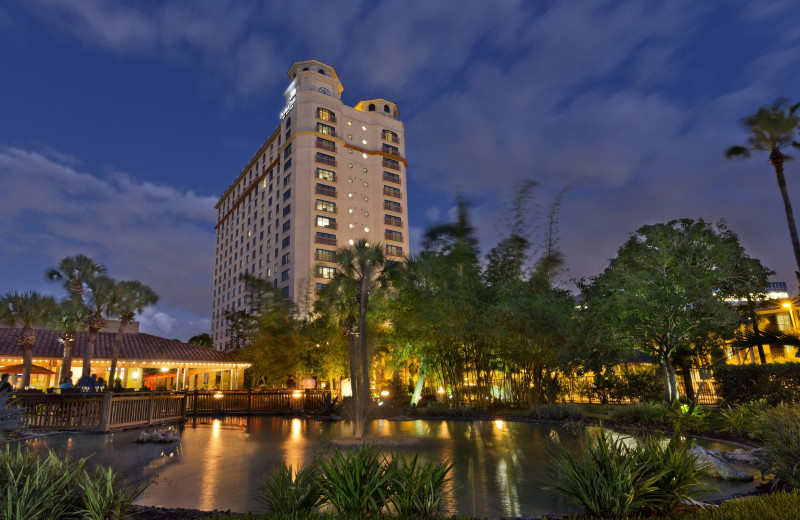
[{"x1": 10, "y1": 389, "x2": 332, "y2": 432}]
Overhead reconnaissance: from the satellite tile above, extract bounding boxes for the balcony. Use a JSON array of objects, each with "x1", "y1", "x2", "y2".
[
  {"x1": 315, "y1": 236, "x2": 337, "y2": 246},
  {"x1": 385, "y1": 232, "x2": 403, "y2": 242},
  {"x1": 384, "y1": 217, "x2": 402, "y2": 227},
  {"x1": 316, "y1": 205, "x2": 337, "y2": 214},
  {"x1": 382, "y1": 132, "x2": 400, "y2": 144},
  {"x1": 382, "y1": 172, "x2": 400, "y2": 184},
  {"x1": 382, "y1": 157, "x2": 401, "y2": 171},
  {"x1": 315, "y1": 154, "x2": 337, "y2": 167},
  {"x1": 383, "y1": 201, "x2": 402, "y2": 213},
  {"x1": 316, "y1": 110, "x2": 337, "y2": 124},
  {"x1": 383, "y1": 186, "x2": 402, "y2": 198},
  {"x1": 315, "y1": 185, "x2": 337, "y2": 198},
  {"x1": 316, "y1": 139, "x2": 337, "y2": 153},
  {"x1": 315, "y1": 252, "x2": 338, "y2": 262},
  {"x1": 315, "y1": 220, "x2": 338, "y2": 230}
]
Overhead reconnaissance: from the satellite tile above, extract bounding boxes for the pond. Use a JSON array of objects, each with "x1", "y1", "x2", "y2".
[{"x1": 22, "y1": 417, "x2": 762, "y2": 517}]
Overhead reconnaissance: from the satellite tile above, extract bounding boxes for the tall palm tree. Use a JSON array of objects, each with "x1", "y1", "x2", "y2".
[
  {"x1": 53, "y1": 299, "x2": 91, "y2": 383},
  {"x1": 0, "y1": 291, "x2": 58, "y2": 388},
  {"x1": 726, "y1": 100, "x2": 800, "y2": 287},
  {"x1": 45, "y1": 254, "x2": 106, "y2": 378},
  {"x1": 80, "y1": 276, "x2": 116, "y2": 378},
  {"x1": 322, "y1": 239, "x2": 388, "y2": 438},
  {"x1": 107, "y1": 280, "x2": 159, "y2": 385},
  {"x1": 45, "y1": 254, "x2": 107, "y2": 305}
]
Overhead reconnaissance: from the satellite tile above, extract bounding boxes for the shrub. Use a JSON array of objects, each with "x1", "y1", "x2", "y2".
[
  {"x1": 410, "y1": 403, "x2": 480, "y2": 418},
  {"x1": 591, "y1": 369, "x2": 663, "y2": 404},
  {"x1": 256, "y1": 463, "x2": 323, "y2": 515},
  {"x1": 79, "y1": 466, "x2": 150, "y2": 520},
  {"x1": 548, "y1": 428, "x2": 703, "y2": 518},
  {"x1": 315, "y1": 445, "x2": 396, "y2": 517},
  {"x1": 390, "y1": 453, "x2": 452, "y2": 519},
  {"x1": 662, "y1": 401, "x2": 710, "y2": 433},
  {"x1": 609, "y1": 403, "x2": 667, "y2": 427},
  {"x1": 717, "y1": 399, "x2": 770, "y2": 439},
  {"x1": 754, "y1": 403, "x2": 800, "y2": 489},
  {"x1": 0, "y1": 446, "x2": 86, "y2": 520},
  {"x1": 524, "y1": 403, "x2": 585, "y2": 421},
  {"x1": 715, "y1": 363, "x2": 800, "y2": 405}
]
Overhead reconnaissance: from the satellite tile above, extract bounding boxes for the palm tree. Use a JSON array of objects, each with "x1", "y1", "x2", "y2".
[
  {"x1": 45, "y1": 254, "x2": 106, "y2": 378},
  {"x1": 80, "y1": 276, "x2": 116, "y2": 378},
  {"x1": 322, "y1": 239, "x2": 388, "y2": 438},
  {"x1": 53, "y1": 299, "x2": 91, "y2": 383},
  {"x1": 45, "y1": 254, "x2": 107, "y2": 305},
  {"x1": 726, "y1": 100, "x2": 800, "y2": 288},
  {"x1": 0, "y1": 291, "x2": 58, "y2": 388},
  {"x1": 107, "y1": 280, "x2": 159, "y2": 385}
]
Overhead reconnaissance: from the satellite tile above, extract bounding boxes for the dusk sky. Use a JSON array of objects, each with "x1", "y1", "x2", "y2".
[{"x1": 2, "y1": 1, "x2": 800, "y2": 341}]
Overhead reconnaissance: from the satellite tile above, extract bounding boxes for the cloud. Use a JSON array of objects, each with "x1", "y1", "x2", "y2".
[{"x1": 0, "y1": 146, "x2": 216, "y2": 335}]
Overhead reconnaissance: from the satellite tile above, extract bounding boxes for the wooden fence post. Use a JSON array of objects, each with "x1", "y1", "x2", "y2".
[
  {"x1": 147, "y1": 392, "x2": 155, "y2": 426},
  {"x1": 100, "y1": 392, "x2": 113, "y2": 432},
  {"x1": 246, "y1": 389, "x2": 252, "y2": 415}
]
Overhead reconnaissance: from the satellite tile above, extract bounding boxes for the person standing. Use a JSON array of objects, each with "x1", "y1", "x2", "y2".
[{"x1": 0, "y1": 373, "x2": 12, "y2": 393}]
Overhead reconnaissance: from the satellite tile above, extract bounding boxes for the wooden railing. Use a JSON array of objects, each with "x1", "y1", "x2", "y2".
[
  {"x1": 11, "y1": 392, "x2": 187, "y2": 432},
  {"x1": 186, "y1": 389, "x2": 332, "y2": 415},
  {"x1": 10, "y1": 390, "x2": 333, "y2": 432}
]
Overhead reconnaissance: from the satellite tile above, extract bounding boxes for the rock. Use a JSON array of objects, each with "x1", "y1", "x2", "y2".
[
  {"x1": 137, "y1": 428, "x2": 180, "y2": 443},
  {"x1": 689, "y1": 446, "x2": 754, "y2": 481}
]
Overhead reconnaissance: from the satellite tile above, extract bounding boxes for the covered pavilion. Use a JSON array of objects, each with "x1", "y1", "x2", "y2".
[{"x1": 0, "y1": 327, "x2": 250, "y2": 391}]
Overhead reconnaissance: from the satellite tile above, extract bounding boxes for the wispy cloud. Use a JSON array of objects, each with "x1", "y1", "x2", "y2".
[{"x1": 0, "y1": 146, "x2": 216, "y2": 339}]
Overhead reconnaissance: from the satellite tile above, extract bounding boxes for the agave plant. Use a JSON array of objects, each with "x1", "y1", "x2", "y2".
[
  {"x1": 389, "y1": 453, "x2": 453, "y2": 519},
  {"x1": 79, "y1": 466, "x2": 151, "y2": 520},
  {"x1": 255, "y1": 463, "x2": 323, "y2": 514}
]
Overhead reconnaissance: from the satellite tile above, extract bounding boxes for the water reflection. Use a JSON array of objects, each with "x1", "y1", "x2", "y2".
[{"x1": 21, "y1": 418, "x2": 760, "y2": 517}]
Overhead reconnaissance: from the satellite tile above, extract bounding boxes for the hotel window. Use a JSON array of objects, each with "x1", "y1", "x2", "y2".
[
  {"x1": 383, "y1": 185, "x2": 401, "y2": 198},
  {"x1": 382, "y1": 144, "x2": 399, "y2": 156},
  {"x1": 382, "y1": 130, "x2": 398, "y2": 143},
  {"x1": 316, "y1": 216, "x2": 336, "y2": 229},
  {"x1": 315, "y1": 152, "x2": 337, "y2": 167},
  {"x1": 281, "y1": 252, "x2": 290, "y2": 265},
  {"x1": 316, "y1": 137, "x2": 336, "y2": 153},
  {"x1": 282, "y1": 236, "x2": 290, "y2": 248},
  {"x1": 281, "y1": 269, "x2": 290, "y2": 281},
  {"x1": 315, "y1": 283, "x2": 327, "y2": 294},
  {"x1": 385, "y1": 214, "x2": 402, "y2": 227},
  {"x1": 283, "y1": 144, "x2": 292, "y2": 159},
  {"x1": 283, "y1": 188, "x2": 291, "y2": 201},
  {"x1": 384, "y1": 200, "x2": 402, "y2": 213},
  {"x1": 385, "y1": 230, "x2": 403, "y2": 242},
  {"x1": 316, "y1": 107, "x2": 336, "y2": 123},
  {"x1": 317, "y1": 122, "x2": 336, "y2": 137},
  {"x1": 315, "y1": 199, "x2": 336, "y2": 213},
  {"x1": 316, "y1": 266, "x2": 336, "y2": 279},
  {"x1": 383, "y1": 171, "x2": 400, "y2": 184},
  {"x1": 316, "y1": 168, "x2": 336, "y2": 182},
  {"x1": 283, "y1": 204, "x2": 291, "y2": 216},
  {"x1": 382, "y1": 157, "x2": 401, "y2": 171},
  {"x1": 315, "y1": 183, "x2": 337, "y2": 197},
  {"x1": 281, "y1": 286, "x2": 289, "y2": 297},
  {"x1": 315, "y1": 248, "x2": 337, "y2": 262},
  {"x1": 386, "y1": 245, "x2": 403, "y2": 257},
  {"x1": 315, "y1": 232, "x2": 337, "y2": 246},
  {"x1": 282, "y1": 220, "x2": 291, "y2": 232}
]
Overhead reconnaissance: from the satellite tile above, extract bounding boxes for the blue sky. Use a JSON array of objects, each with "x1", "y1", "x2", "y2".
[{"x1": 2, "y1": 1, "x2": 800, "y2": 340}]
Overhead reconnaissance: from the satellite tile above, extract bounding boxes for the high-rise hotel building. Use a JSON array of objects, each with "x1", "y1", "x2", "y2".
[{"x1": 211, "y1": 60, "x2": 409, "y2": 350}]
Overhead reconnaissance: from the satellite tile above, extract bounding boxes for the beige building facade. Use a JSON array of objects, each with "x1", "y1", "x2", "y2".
[{"x1": 211, "y1": 60, "x2": 410, "y2": 350}]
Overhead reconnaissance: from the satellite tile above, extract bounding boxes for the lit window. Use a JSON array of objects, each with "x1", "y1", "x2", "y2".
[
  {"x1": 347, "y1": 121, "x2": 352, "y2": 126},
  {"x1": 363, "y1": 168, "x2": 368, "y2": 172},
  {"x1": 363, "y1": 181, "x2": 368, "y2": 187},
  {"x1": 348, "y1": 239, "x2": 354, "y2": 245},
  {"x1": 361, "y1": 125, "x2": 367, "y2": 131},
  {"x1": 361, "y1": 139, "x2": 367, "y2": 145},
  {"x1": 349, "y1": 223, "x2": 355, "y2": 229},
  {"x1": 362, "y1": 153, "x2": 368, "y2": 159},
  {"x1": 348, "y1": 163, "x2": 353, "y2": 168},
  {"x1": 364, "y1": 211, "x2": 369, "y2": 217},
  {"x1": 348, "y1": 208, "x2": 354, "y2": 214},
  {"x1": 348, "y1": 178, "x2": 353, "y2": 183},
  {"x1": 363, "y1": 196, "x2": 369, "y2": 202},
  {"x1": 364, "y1": 226, "x2": 370, "y2": 232}
]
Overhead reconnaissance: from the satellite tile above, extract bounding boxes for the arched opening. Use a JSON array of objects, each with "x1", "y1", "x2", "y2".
[
  {"x1": 368, "y1": 103, "x2": 376, "y2": 111},
  {"x1": 384, "y1": 105, "x2": 390, "y2": 113}
]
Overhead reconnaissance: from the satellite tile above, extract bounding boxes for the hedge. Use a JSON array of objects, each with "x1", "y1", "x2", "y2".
[{"x1": 715, "y1": 363, "x2": 800, "y2": 404}]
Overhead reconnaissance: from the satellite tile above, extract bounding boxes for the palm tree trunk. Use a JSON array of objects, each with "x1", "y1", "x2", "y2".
[
  {"x1": 59, "y1": 339, "x2": 73, "y2": 383},
  {"x1": 771, "y1": 151, "x2": 800, "y2": 289},
  {"x1": 410, "y1": 358, "x2": 425, "y2": 407},
  {"x1": 82, "y1": 328, "x2": 99, "y2": 378},
  {"x1": 21, "y1": 346, "x2": 33, "y2": 388},
  {"x1": 359, "y1": 279, "x2": 370, "y2": 406},
  {"x1": 109, "y1": 320, "x2": 128, "y2": 386}
]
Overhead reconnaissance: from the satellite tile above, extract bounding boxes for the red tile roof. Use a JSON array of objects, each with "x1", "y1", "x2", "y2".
[{"x1": 0, "y1": 328, "x2": 244, "y2": 364}]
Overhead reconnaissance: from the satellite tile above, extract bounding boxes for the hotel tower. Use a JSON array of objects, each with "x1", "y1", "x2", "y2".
[{"x1": 211, "y1": 60, "x2": 409, "y2": 350}]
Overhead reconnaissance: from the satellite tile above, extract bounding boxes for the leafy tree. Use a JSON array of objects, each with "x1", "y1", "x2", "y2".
[
  {"x1": 0, "y1": 291, "x2": 58, "y2": 387},
  {"x1": 579, "y1": 219, "x2": 769, "y2": 402},
  {"x1": 107, "y1": 280, "x2": 159, "y2": 385},
  {"x1": 726, "y1": 99, "x2": 800, "y2": 287},
  {"x1": 188, "y1": 333, "x2": 213, "y2": 348}
]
